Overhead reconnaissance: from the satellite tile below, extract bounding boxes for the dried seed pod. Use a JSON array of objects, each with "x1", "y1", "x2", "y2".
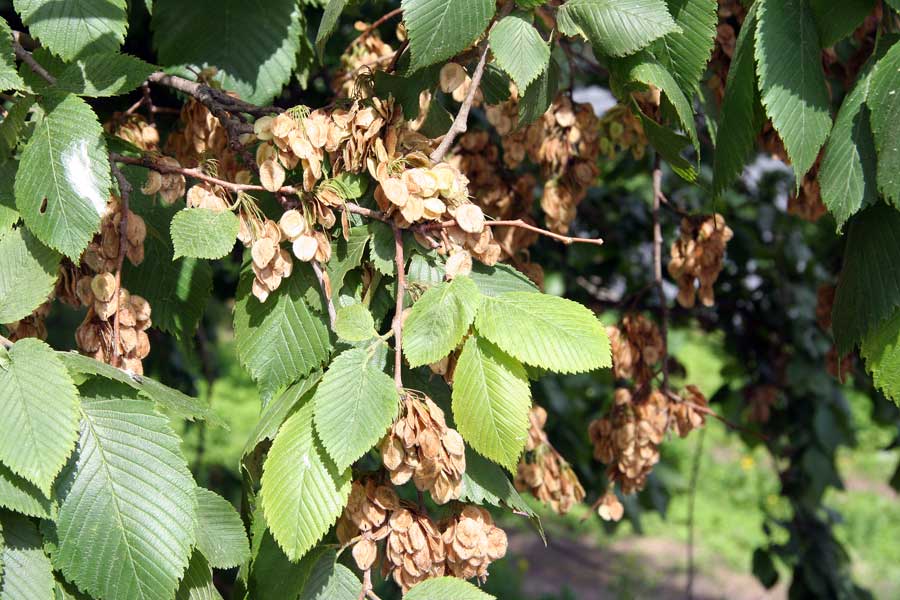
[
  {"x1": 91, "y1": 273, "x2": 117, "y2": 303},
  {"x1": 597, "y1": 492, "x2": 624, "y2": 522},
  {"x1": 668, "y1": 214, "x2": 733, "y2": 309},
  {"x1": 439, "y1": 62, "x2": 467, "y2": 94},
  {"x1": 279, "y1": 209, "x2": 307, "y2": 240},
  {"x1": 292, "y1": 234, "x2": 318, "y2": 262},
  {"x1": 454, "y1": 204, "x2": 485, "y2": 234},
  {"x1": 515, "y1": 406, "x2": 586, "y2": 515},
  {"x1": 259, "y1": 159, "x2": 286, "y2": 192},
  {"x1": 383, "y1": 508, "x2": 446, "y2": 592},
  {"x1": 441, "y1": 505, "x2": 507, "y2": 583},
  {"x1": 381, "y1": 394, "x2": 466, "y2": 504}
]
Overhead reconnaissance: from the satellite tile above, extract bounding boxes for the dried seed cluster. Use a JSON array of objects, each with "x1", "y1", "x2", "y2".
[
  {"x1": 75, "y1": 275, "x2": 152, "y2": 374},
  {"x1": 668, "y1": 214, "x2": 734, "y2": 308},
  {"x1": 81, "y1": 197, "x2": 146, "y2": 273},
  {"x1": 3, "y1": 298, "x2": 51, "y2": 341},
  {"x1": 140, "y1": 156, "x2": 187, "y2": 205},
  {"x1": 515, "y1": 406, "x2": 586, "y2": 515},
  {"x1": 105, "y1": 114, "x2": 159, "y2": 152},
  {"x1": 167, "y1": 94, "x2": 240, "y2": 178},
  {"x1": 596, "y1": 491, "x2": 625, "y2": 522},
  {"x1": 332, "y1": 22, "x2": 396, "y2": 97},
  {"x1": 336, "y1": 479, "x2": 507, "y2": 592},
  {"x1": 441, "y1": 505, "x2": 508, "y2": 582},
  {"x1": 486, "y1": 94, "x2": 600, "y2": 234},
  {"x1": 597, "y1": 103, "x2": 648, "y2": 162},
  {"x1": 381, "y1": 394, "x2": 466, "y2": 504},
  {"x1": 589, "y1": 386, "x2": 708, "y2": 495},
  {"x1": 246, "y1": 218, "x2": 296, "y2": 303},
  {"x1": 607, "y1": 314, "x2": 665, "y2": 386}
]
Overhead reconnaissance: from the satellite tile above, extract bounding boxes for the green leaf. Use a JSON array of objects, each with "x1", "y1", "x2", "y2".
[
  {"x1": 401, "y1": 0, "x2": 495, "y2": 72},
  {"x1": 810, "y1": 0, "x2": 874, "y2": 47},
  {"x1": 123, "y1": 199, "x2": 213, "y2": 340},
  {"x1": 832, "y1": 203, "x2": 900, "y2": 354},
  {"x1": 234, "y1": 264, "x2": 332, "y2": 402},
  {"x1": 475, "y1": 292, "x2": 611, "y2": 373},
  {"x1": 0, "y1": 338, "x2": 78, "y2": 494},
  {"x1": 327, "y1": 172, "x2": 368, "y2": 201},
  {"x1": 405, "y1": 577, "x2": 496, "y2": 600},
  {"x1": 469, "y1": 262, "x2": 539, "y2": 296},
  {"x1": 650, "y1": 0, "x2": 717, "y2": 95},
  {"x1": 712, "y1": 3, "x2": 763, "y2": 197},
  {"x1": 14, "y1": 93, "x2": 110, "y2": 259},
  {"x1": 54, "y1": 380, "x2": 196, "y2": 600},
  {"x1": 326, "y1": 226, "x2": 370, "y2": 294},
  {"x1": 860, "y1": 308, "x2": 900, "y2": 407},
  {"x1": 248, "y1": 514, "x2": 330, "y2": 600},
  {"x1": 0, "y1": 227, "x2": 60, "y2": 323},
  {"x1": 175, "y1": 551, "x2": 223, "y2": 600},
  {"x1": 56, "y1": 53, "x2": 158, "y2": 97},
  {"x1": 261, "y1": 395, "x2": 351, "y2": 561},
  {"x1": 0, "y1": 19, "x2": 26, "y2": 91},
  {"x1": 0, "y1": 98, "x2": 34, "y2": 158},
  {"x1": 13, "y1": 0, "x2": 128, "y2": 61},
  {"x1": 452, "y1": 336, "x2": 531, "y2": 472},
  {"x1": 519, "y1": 56, "x2": 560, "y2": 125},
  {"x1": 0, "y1": 511, "x2": 54, "y2": 600},
  {"x1": 313, "y1": 347, "x2": 400, "y2": 471},
  {"x1": 152, "y1": 0, "x2": 305, "y2": 104},
  {"x1": 334, "y1": 303, "x2": 376, "y2": 342},
  {"x1": 315, "y1": 0, "x2": 349, "y2": 58},
  {"x1": 194, "y1": 488, "x2": 250, "y2": 570},
  {"x1": 637, "y1": 105, "x2": 697, "y2": 181},
  {"x1": 171, "y1": 208, "x2": 239, "y2": 260},
  {"x1": 57, "y1": 351, "x2": 223, "y2": 425},
  {"x1": 611, "y1": 52, "x2": 698, "y2": 149},
  {"x1": 558, "y1": 0, "x2": 679, "y2": 57},
  {"x1": 0, "y1": 462, "x2": 52, "y2": 519},
  {"x1": 489, "y1": 12, "x2": 550, "y2": 91},
  {"x1": 868, "y1": 41, "x2": 900, "y2": 207},
  {"x1": 460, "y1": 448, "x2": 534, "y2": 517},
  {"x1": 243, "y1": 371, "x2": 323, "y2": 457},
  {"x1": 755, "y1": 0, "x2": 832, "y2": 180},
  {"x1": 298, "y1": 551, "x2": 362, "y2": 600},
  {"x1": 0, "y1": 163, "x2": 17, "y2": 232},
  {"x1": 481, "y1": 63, "x2": 512, "y2": 104},
  {"x1": 368, "y1": 222, "x2": 396, "y2": 276},
  {"x1": 403, "y1": 275, "x2": 480, "y2": 367},
  {"x1": 819, "y1": 61, "x2": 878, "y2": 231}
]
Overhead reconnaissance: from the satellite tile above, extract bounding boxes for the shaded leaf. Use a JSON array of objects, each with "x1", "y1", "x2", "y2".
[
  {"x1": 651, "y1": 0, "x2": 717, "y2": 95},
  {"x1": 175, "y1": 551, "x2": 223, "y2": 600},
  {"x1": 401, "y1": 0, "x2": 495, "y2": 72},
  {"x1": 519, "y1": 57, "x2": 560, "y2": 125},
  {"x1": 861, "y1": 308, "x2": 900, "y2": 408},
  {"x1": 0, "y1": 227, "x2": 60, "y2": 323},
  {"x1": 171, "y1": 208, "x2": 239, "y2": 260},
  {"x1": 867, "y1": 40, "x2": 900, "y2": 207},
  {"x1": 558, "y1": 0, "x2": 679, "y2": 57},
  {"x1": 0, "y1": 511, "x2": 54, "y2": 600},
  {"x1": 334, "y1": 303, "x2": 376, "y2": 342},
  {"x1": 489, "y1": 12, "x2": 550, "y2": 91},
  {"x1": 405, "y1": 577, "x2": 496, "y2": 600},
  {"x1": 194, "y1": 488, "x2": 250, "y2": 570},
  {"x1": 243, "y1": 370, "x2": 323, "y2": 457},
  {"x1": 56, "y1": 53, "x2": 157, "y2": 97},
  {"x1": 0, "y1": 462, "x2": 52, "y2": 519},
  {"x1": 14, "y1": 0, "x2": 128, "y2": 61}
]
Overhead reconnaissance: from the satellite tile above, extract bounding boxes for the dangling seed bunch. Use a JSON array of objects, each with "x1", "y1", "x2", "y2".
[
  {"x1": 165, "y1": 75, "x2": 241, "y2": 178},
  {"x1": 485, "y1": 93, "x2": 600, "y2": 234},
  {"x1": 668, "y1": 214, "x2": 734, "y2": 308},
  {"x1": 588, "y1": 388, "x2": 668, "y2": 494},
  {"x1": 441, "y1": 505, "x2": 508, "y2": 583},
  {"x1": 140, "y1": 156, "x2": 187, "y2": 205},
  {"x1": 449, "y1": 131, "x2": 539, "y2": 261},
  {"x1": 105, "y1": 114, "x2": 159, "y2": 152},
  {"x1": 669, "y1": 385, "x2": 708, "y2": 438},
  {"x1": 515, "y1": 406, "x2": 586, "y2": 515},
  {"x1": 380, "y1": 393, "x2": 466, "y2": 504},
  {"x1": 746, "y1": 384, "x2": 779, "y2": 424},
  {"x1": 607, "y1": 314, "x2": 665, "y2": 386},
  {"x1": 382, "y1": 507, "x2": 447, "y2": 592},
  {"x1": 597, "y1": 103, "x2": 649, "y2": 161},
  {"x1": 332, "y1": 21, "x2": 396, "y2": 97},
  {"x1": 82, "y1": 196, "x2": 147, "y2": 272},
  {"x1": 596, "y1": 491, "x2": 625, "y2": 522},
  {"x1": 74, "y1": 276, "x2": 152, "y2": 374},
  {"x1": 3, "y1": 298, "x2": 51, "y2": 341}
]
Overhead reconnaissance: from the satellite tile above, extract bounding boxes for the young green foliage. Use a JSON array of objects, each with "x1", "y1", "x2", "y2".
[{"x1": 403, "y1": 275, "x2": 481, "y2": 367}]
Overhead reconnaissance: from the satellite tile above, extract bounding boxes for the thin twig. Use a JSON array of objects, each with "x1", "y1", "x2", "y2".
[
  {"x1": 652, "y1": 156, "x2": 670, "y2": 392},
  {"x1": 110, "y1": 161, "x2": 133, "y2": 368},
  {"x1": 392, "y1": 225, "x2": 406, "y2": 391},
  {"x1": 429, "y1": 41, "x2": 490, "y2": 163},
  {"x1": 311, "y1": 259, "x2": 337, "y2": 330},
  {"x1": 12, "y1": 38, "x2": 55, "y2": 84},
  {"x1": 686, "y1": 426, "x2": 705, "y2": 600},
  {"x1": 421, "y1": 218, "x2": 604, "y2": 246},
  {"x1": 344, "y1": 7, "x2": 403, "y2": 55},
  {"x1": 428, "y1": 0, "x2": 514, "y2": 162}
]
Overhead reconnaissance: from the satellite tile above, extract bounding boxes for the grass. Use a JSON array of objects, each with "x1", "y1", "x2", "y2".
[{"x1": 178, "y1": 327, "x2": 900, "y2": 598}]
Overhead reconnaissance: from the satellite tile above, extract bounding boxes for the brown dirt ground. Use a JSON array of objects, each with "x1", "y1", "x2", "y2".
[{"x1": 511, "y1": 531, "x2": 787, "y2": 600}]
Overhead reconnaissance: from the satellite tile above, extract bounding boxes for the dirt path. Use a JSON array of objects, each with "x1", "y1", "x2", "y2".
[{"x1": 510, "y1": 532, "x2": 786, "y2": 600}]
